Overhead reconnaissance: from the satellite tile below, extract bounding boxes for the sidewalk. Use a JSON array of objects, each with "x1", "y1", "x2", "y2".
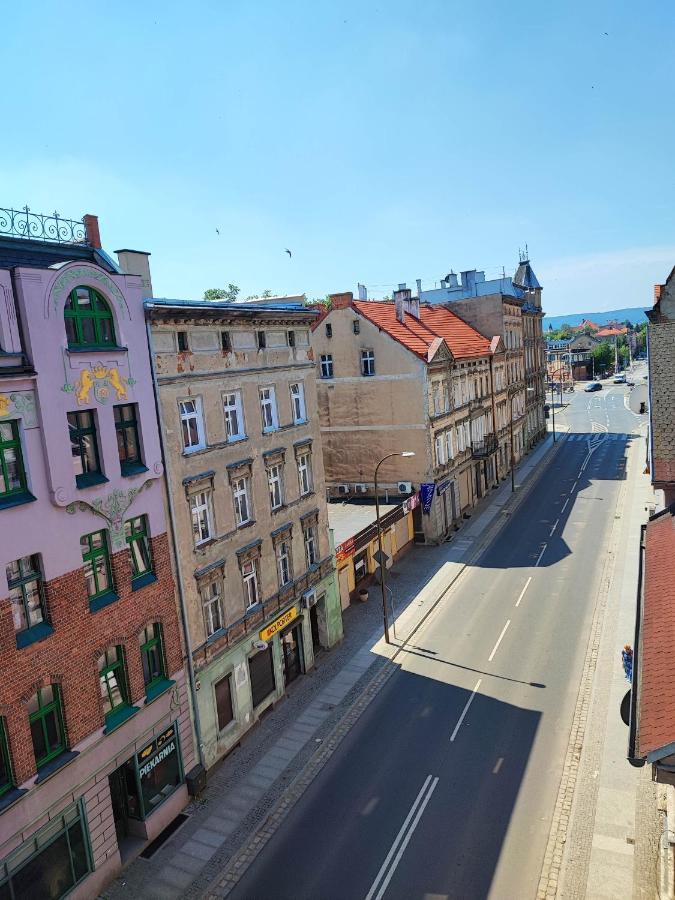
[{"x1": 103, "y1": 434, "x2": 562, "y2": 900}]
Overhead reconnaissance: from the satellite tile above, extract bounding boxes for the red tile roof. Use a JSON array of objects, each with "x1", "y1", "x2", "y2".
[
  {"x1": 595, "y1": 327, "x2": 624, "y2": 337},
  {"x1": 352, "y1": 300, "x2": 492, "y2": 361},
  {"x1": 638, "y1": 508, "x2": 675, "y2": 757}
]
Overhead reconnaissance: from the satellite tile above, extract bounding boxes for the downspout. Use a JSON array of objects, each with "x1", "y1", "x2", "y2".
[
  {"x1": 145, "y1": 316, "x2": 205, "y2": 769},
  {"x1": 489, "y1": 351, "x2": 497, "y2": 484},
  {"x1": 647, "y1": 326, "x2": 654, "y2": 477},
  {"x1": 627, "y1": 523, "x2": 646, "y2": 767}
]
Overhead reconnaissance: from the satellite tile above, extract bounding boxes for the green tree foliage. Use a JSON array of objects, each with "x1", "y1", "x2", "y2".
[
  {"x1": 591, "y1": 341, "x2": 614, "y2": 371},
  {"x1": 204, "y1": 284, "x2": 240, "y2": 302}
]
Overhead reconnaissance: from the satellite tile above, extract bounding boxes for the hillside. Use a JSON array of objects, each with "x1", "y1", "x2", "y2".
[{"x1": 543, "y1": 307, "x2": 648, "y2": 331}]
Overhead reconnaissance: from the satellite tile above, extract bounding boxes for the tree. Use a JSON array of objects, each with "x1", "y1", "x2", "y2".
[
  {"x1": 204, "y1": 284, "x2": 240, "y2": 302},
  {"x1": 591, "y1": 341, "x2": 614, "y2": 372}
]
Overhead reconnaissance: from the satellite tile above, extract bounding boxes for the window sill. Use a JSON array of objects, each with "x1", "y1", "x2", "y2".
[
  {"x1": 0, "y1": 490, "x2": 36, "y2": 511},
  {"x1": 227, "y1": 434, "x2": 248, "y2": 445},
  {"x1": 15, "y1": 621, "x2": 54, "y2": 649},
  {"x1": 89, "y1": 590, "x2": 119, "y2": 613},
  {"x1": 35, "y1": 750, "x2": 79, "y2": 784},
  {"x1": 0, "y1": 786, "x2": 28, "y2": 814},
  {"x1": 121, "y1": 462, "x2": 149, "y2": 478},
  {"x1": 131, "y1": 571, "x2": 158, "y2": 592},
  {"x1": 67, "y1": 345, "x2": 127, "y2": 354},
  {"x1": 76, "y1": 472, "x2": 108, "y2": 490},
  {"x1": 144, "y1": 678, "x2": 175, "y2": 705},
  {"x1": 236, "y1": 519, "x2": 256, "y2": 531},
  {"x1": 104, "y1": 705, "x2": 139, "y2": 734},
  {"x1": 206, "y1": 627, "x2": 227, "y2": 645},
  {"x1": 262, "y1": 427, "x2": 279, "y2": 435},
  {"x1": 182, "y1": 445, "x2": 207, "y2": 456}
]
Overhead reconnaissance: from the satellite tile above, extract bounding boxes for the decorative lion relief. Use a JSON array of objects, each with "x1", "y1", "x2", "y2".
[{"x1": 74, "y1": 364, "x2": 129, "y2": 405}]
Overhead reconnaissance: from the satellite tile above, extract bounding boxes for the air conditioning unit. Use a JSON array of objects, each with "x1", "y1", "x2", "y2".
[
  {"x1": 338, "y1": 484, "x2": 351, "y2": 495},
  {"x1": 354, "y1": 483, "x2": 368, "y2": 493},
  {"x1": 303, "y1": 590, "x2": 318, "y2": 609},
  {"x1": 398, "y1": 481, "x2": 413, "y2": 494}
]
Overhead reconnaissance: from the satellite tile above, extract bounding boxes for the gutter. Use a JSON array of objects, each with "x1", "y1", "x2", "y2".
[
  {"x1": 627, "y1": 522, "x2": 647, "y2": 767},
  {"x1": 145, "y1": 319, "x2": 205, "y2": 770}
]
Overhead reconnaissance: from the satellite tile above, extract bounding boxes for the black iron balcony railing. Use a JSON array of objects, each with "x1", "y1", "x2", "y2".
[
  {"x1": 471, "y1": 433, "x2": 498, "y2": 459},
  {"x1": 0, "y1": 206, "x2": 87, "y2": 244}
]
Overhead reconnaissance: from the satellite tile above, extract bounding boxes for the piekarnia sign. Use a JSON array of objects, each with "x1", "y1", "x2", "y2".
[{"x1": 138, "y1": 725, "x2": 177, "y2": 779}]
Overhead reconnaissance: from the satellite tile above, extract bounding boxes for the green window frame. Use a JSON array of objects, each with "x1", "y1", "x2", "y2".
[
  {"x1": 98, "y1": 647, "x2": 129, "y2": 719},
  {"x1": 28, "y1": 685, "x2": 66, "y2": 769},
  {"x1": 140, "y1": 623, "x2": 166, "y2": 692},
  {"x1": 67, "y1": 410, "x2": 103, "y2": 488},
  {"x1": 64, "y1": 285, "x2": 116, "y2": 349},
  {"x1": 0, "y1": 420, "x2": 27, "y2": 500},
  {"x1": 0, "y1": 718, "x2": 14, "y2": 797},
  {"x1": 125, "y1": 516, "x2": 153, "y2": 580},
  {"x1": 114, "y1": 403, "x2": 144, "y2": 475},
  {"x1": 81, "y1": 530, "x2": 114, "y2": 604},
  {"x1": 6, "y1": 554, "x2": 47, "y2": 634}
]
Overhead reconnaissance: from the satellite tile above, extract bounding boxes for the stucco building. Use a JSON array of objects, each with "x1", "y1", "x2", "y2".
[
  {"x1": 145, "y1": 297, "x2": 342, "y2": 769},
  {"x1": 311, "y1": 290, "x2": 507, "y2": 543},
  {"x1": 0, "y1": 210, "x2": 194, "y2": 898}
]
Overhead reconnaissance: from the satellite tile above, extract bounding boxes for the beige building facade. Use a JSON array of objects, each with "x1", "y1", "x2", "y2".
[{"x1": 146, "y1": 299, "x2": 342, "y2": 769}]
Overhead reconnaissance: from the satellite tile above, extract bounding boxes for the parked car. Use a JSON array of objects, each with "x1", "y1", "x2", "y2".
[
  {"x1": 584, "y1": 381, "x2": 602, "y2": 392},
  {"x1": 613, "y1": 373, "x2": 627, "y2": 384}
]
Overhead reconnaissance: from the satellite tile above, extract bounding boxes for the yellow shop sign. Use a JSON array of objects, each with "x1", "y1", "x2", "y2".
[{"x1": 260, "y1": 606, "x2": 299, "y2": 642}]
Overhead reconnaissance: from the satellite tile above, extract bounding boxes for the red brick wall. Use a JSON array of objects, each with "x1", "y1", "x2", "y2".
[{"x1": 0, "y1": 533, "x2": 184, "y2": 785}]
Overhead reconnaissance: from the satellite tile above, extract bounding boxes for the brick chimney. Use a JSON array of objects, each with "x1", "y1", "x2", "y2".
[
  {"x1": 83, "y1": 214, "x2": 101, "y2": 249},
  {"x1": 328, "y1": 292, "x2": 353, "y2": 309}
]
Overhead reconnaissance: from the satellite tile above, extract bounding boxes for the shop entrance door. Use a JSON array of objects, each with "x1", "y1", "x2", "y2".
[
  {"x1": 109, "y1": 766, "x2": 130, "y2": 844},
  {"x1": 281, "y1": 624, "x2": 303, "y2": 685},
  {"x1": 310, "y1": 604, "x2": 321, "y2": 652}
]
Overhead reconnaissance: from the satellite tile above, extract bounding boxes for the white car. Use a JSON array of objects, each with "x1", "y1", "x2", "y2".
[{"x1": 613, "y1": 373, "x2": 627, "y2": 384}]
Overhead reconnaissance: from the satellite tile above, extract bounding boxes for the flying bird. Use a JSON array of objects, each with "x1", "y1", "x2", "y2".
[
  {"x1": 216, "y1": 228, "x2": 220, "y2": 235},
  {"x1": 285, "y1": 249, "x2": 292, "y2": 258}
]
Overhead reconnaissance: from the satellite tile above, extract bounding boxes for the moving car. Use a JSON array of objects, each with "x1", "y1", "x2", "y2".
[
  {"x1": 613, "y1": 373, "x2": 627, "y2": 384},
  {"x1": 584, "y1": 381, "x2": 602, "y2": 392}
]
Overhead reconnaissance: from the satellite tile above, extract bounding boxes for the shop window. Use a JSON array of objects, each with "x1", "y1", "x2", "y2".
[
  {"x1": 0, "y1": 803, "x2": 91, "y2": 899},
  {"x1": 137, "y1": 724, "x2": 182, "y2": 816},
  {"x1": 28, "y1": 685, "x2": 66, "y2": 769},
  {"x1": 249, "y1": 646, "x2": 276, "y2": 708},
  {"x1": 215, "y1": 674, "x2": 234, "y2": 731},
  {"x1": 68, "y1": 410, "x2": 105, "y2": 488},
  {"x1": 354, "y1": 551, "x2": 368, "y2": 583},
  {"x1": 64, "y1": 286, "x2": 116, "y2": 349},
  {"x1": 0, "y1": 420, "x2": 29, "y2": 505}
]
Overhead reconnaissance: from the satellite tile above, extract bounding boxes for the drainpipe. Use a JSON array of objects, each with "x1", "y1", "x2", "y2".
[
  {"x1": 489, "y1": 353, "x2": 498, "y2": 483},
  {"x1": 145, "y1": 317, "x2": 205, "y2": 769}
]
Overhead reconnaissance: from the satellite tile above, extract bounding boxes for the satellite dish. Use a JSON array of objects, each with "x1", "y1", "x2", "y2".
[{"x1": 252, "y1": 639, "x2": 268, "y2": 652}]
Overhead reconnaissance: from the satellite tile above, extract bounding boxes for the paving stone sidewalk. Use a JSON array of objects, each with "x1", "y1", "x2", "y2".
[{"x1": 102, "y1": 435, "x2": 560, "y2": 900}]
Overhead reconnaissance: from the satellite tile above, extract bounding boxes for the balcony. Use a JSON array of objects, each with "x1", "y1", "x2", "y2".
[{"x1": 471, "y1": 434, "x2": 498, "y2": 459}]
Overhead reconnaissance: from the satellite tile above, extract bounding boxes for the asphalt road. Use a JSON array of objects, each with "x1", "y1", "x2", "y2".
[{"x1": 231, "y1": 382, "x2": 643, "y2": 900}]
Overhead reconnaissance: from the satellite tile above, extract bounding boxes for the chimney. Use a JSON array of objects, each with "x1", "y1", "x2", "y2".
[
  {"x1": 444, "y1": 271, "x2": 459, "y2": 289},
  {"x1": 357, "y1": 282, "x2": 367, "y2": 300},
  {"x1": 461, "y1": 270, "x2": 477, "y2": 293},
  {"x1": 83, "y1": 214, "x2": 101, "y2": 249},
  {"x1": 393, "y1": 286, "x2": 419, "y2": 322},
  {"x1": 116, "y1": 249, "x2": 154, "y2": 297},
  {"x1": 416, "y1": 278, "x2": 422, "y2": 295},
  {"x1": 328, "y1": 291, "x2": 353, "y2": 310}
]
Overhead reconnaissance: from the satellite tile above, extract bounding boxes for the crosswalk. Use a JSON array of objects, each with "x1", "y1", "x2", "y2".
[{"x1": 566, "y1": 432, "x2": 630, "y2": 442}]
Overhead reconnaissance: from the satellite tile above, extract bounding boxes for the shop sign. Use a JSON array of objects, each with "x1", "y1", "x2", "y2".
[
  {"x1": 138, "y1": 725, "x2": 177, "y2": 780},
  {"x1": 405, "y1": 492, "x2": 420, "y2": 511},
  {"x1": 335, "y1": 536, "x2": 355, "y2": 563},
  {"x1": 260, "y1": 605, "x2": 299, "y2": 642},
  {"x1": 420, "y1": 483, "x2": 436, "y2": 515}
]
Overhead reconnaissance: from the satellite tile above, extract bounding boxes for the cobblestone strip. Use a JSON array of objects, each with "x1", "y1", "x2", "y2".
[{"x1": 536, "y1": 440, "x2": 631, "y2": 900}]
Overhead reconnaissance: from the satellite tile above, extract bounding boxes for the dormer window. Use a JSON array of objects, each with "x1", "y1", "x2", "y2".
[{"x1": 64, "y1": 286, "x2": 116, "y2": 349}]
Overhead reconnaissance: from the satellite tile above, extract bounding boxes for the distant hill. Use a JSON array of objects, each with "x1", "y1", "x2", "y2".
[{"x1": 543, "y1": 307, "x2": 648, "y2": 331}]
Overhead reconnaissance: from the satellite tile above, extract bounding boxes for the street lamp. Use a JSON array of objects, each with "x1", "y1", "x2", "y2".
[
  {"x1": 509, "y1": 387, "x2": 535, "y2": 493},
  {"x1": 374, "y1": 451, "x2": 415, "y2": 644}
]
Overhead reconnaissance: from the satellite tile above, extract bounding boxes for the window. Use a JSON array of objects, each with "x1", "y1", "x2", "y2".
[
  {"x1": 304, "y1": 525, "x2": 318, "y2": 568},
  {"x1": 179, "y1": 398, "x2": 205, "y2": 451},
  {"x1": 201, "y1": 581, "x2": 224, "y2": 636},
  {"x1": 249, "y1": 645, "x2": 276, "y2": 708},
  {"x1": 320, "y1": 354, "x2": 334, "y2": 378},
  {"x1": 6, "y1": 555, "x2": 47, "y2": 634},
  {"x1": 325, "y1": 323, "x2": 332, "y2": 339},
  {"x1": 177, "y1": 331, "x2": 189, "y2": 352},
  {"x1": 28, "y1": 685, "x2": 65, "y2": 768},
  {"x1": 354, "y1": 550, "x2": 368, "y2": 583},
  {"x1": 68, "y1": 411, "x2": 103, "y2": 487},
  {"x1": 232, "y1": 476, "x2": 252, "y2": 526},
  {"x1": 190, "y1": 490, "x2": 213, "y2": 545},
  {"x1": 221, "y1": 330, "x2": 231, "y2": 351},
  {"x1": 0, "y1": 421, "x2": 28, "y2": 501},
  {"x1": 290, "y1": 382, "x2": 306, "y2": 424},
  {"x1": 361, "y1": 349, "x2": 375, "y2": 376},
  {"x1": 353, "y1": 319, "x2": 360, "y2": 334},
  {"x1": 435, "y1": 433, "x2": 447, "y2": 467},
  {"x1": 81, "y1": 530, "x2": 114, "y2": 603},
  {"x1": 298, "y1": 452, "x2": 313, "y2": 496},
  {"x1": 0, "y1": 803, "x2": 91, "y2": 897},
  {"x1": 223, "y1": 391, "x2": 246, "y2": 441},
  {"x1": 277, "y1": 540, "x2": 292, "y2": 587},
  {"x1": 242, "y1": 559, "x2": 259, "y2": 609},
  {"x1": 140, "y1": 623, "x2": 166, "y2": 690},
  {"x1": 443, "y1": 382, "x2": 450, "y2": 413},
  {"x1": 432, "y1": 383, "x2": 441, "y2": 416},
  {"x1": 215, "y1": 675, "x2": 234, "y2": 731},
  {"x1": 98, "y1": 647, "x2": 130, "y2": 719},
  {"x1": 114, "y1": 404, "x2": 144, "y2": 474},
  {"x1": 257, "y1": 330, "x2": 266, "y2": 349},
  {"x1": 125, "y1": 515, "x2": 153, "y2": 581},
  {"x1": 446, "y1": 429, "x2": 456, "y2": 460},
  {"x1": 287, "y1": 330, "x2": 295, "y2": 348},
  {"x1": 268, "y1": 464, "x2": 284, "y2": 510},
  {"x1": 259, "y1": 386, "x2": 278, "y2": 432},
  {"x1": 0, "y1": 718, "x2": 14, "y2": 797},
  {"x1": 64, "y1": 286, "x2": 115, "y2": 349}
]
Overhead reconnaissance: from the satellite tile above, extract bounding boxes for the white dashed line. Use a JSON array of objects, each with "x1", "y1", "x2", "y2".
[
  {"x1": 561, "y1": 498, "x2": 570, "y2": 513},
  {"x1": 515, "y1": 576, "x2": 532, "y2": 608},
  {"x1": 493, "y1": 757, "x2": 504, "y2": 775},
  {"x1": 549, "y1": 518, "x2": 560, "y2": 537},
  {"x1": 488, "y1": 620, "x2": 511, "y2": 662},
  {"x1": 450, "y1": 679, "x2": 482, "y2": 742},
  {"x1": 535, "y1": 544, "x2": 547, "y2": 567}
]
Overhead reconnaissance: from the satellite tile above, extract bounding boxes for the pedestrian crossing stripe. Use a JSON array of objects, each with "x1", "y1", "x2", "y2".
[{"x1": 565, "y1": 433, "x2": 629, "y2": 441}]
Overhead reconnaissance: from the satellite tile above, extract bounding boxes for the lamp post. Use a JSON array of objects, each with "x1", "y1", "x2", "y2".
[
  {"x1": 509, "y1": 387, "x2": 535, "y2": 491},
  {"x1": 374, "y1": 451, "x2": 415, "y2": 644},
  {"x1": 550, "y1": 380, "x2": 556, "y2": 443}
]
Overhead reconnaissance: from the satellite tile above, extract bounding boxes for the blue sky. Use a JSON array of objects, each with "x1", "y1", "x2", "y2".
[{"x1": 3, "y1": 0, "x2": 674, "y2": 315}]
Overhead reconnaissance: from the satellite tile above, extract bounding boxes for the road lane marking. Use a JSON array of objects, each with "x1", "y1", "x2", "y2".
[
  {"x1": 535, "y1": 544, "x2": 547, "y2": 567},
  {"x1": 561, "y1": 498, "x2": 570, "y2": 513},
  {"x1": 549, "y1": 518, "x2": 559, "y2": 536},
  {"x1": 450, "y1": 679, "x2": 482, "y2": 742},
  {"x1": 365, "y1": 775, "x2": 439, "y2": 900},
  {"x1": 572, "y1": 480, "x2": 578, "y2": 491},
  {"x1": 488, "y1": 620, "x2": 511, "y2": 662},
  {"x1": 516, "y1": 577, "x2": 532, "y2": 607},
  {"x1": 493, "y1": 757, "x2": 504, "y2": 775}
]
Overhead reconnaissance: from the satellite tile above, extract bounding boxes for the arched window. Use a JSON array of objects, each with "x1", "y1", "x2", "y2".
[{"x1": 64, "y1": 286, "x2": 116, "y2": 349}]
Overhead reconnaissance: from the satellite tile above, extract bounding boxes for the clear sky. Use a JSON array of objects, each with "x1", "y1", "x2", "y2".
[{"x1": 3, "y1": 0, "x2": 674, "y2": 316}]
